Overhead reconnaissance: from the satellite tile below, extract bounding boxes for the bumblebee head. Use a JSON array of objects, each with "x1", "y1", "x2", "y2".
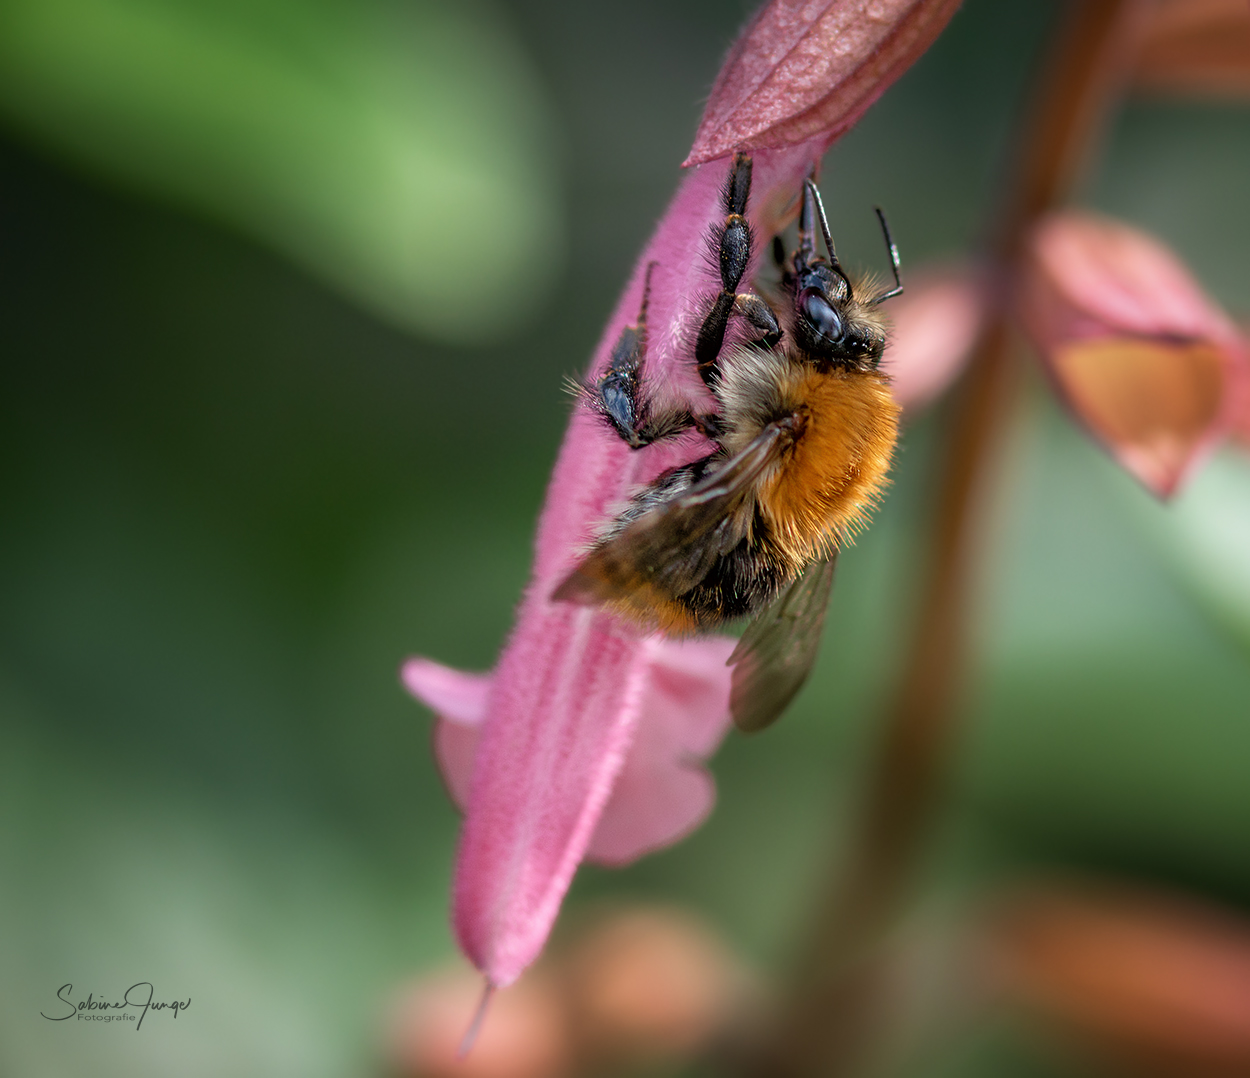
[
  {"x1": 787, "y1": 179, "x2": 900, "y2": 371},
  {"x1": 792, "y1": 268, "x2": 887, "y2": 370}
]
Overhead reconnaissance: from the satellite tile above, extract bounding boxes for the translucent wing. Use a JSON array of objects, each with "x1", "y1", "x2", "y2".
[
  {"x1": 728, "y1": 552, "x2": 837, "y2": 733},
  {"x1": 552, "y1": 422, "x2": 789, "y2": 611}
]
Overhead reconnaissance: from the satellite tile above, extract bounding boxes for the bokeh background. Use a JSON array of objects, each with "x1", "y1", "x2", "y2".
[{"x1": 3, "y1": 1, "x2": 1249, "y2": 1075}]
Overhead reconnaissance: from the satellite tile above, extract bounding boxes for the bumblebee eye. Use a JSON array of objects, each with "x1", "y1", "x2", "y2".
[{"x1": 798, "y1": 287, "x2": 844, "y2": 345}]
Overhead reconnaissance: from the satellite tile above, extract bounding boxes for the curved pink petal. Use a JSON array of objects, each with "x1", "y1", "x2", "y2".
[
  {"x1": 1019, "y1": 211, "x2": 1247, "y2": 498},
  {"x1": 880, "y1": 265, "x2": 986, "y2": 412},
  {"x1": 402, "y1": 658, "x2": 491, "y2": 724},
  {"x1": 402, "y1": 658, "x2": 491, "y2": 813},
  {"x1": 685, "y1": 0, "x2": 962, "y2": 166},
  {"x1": 586, "y1": 636, "x2": 736, "y2": 866},
  {"x1": 403, "y1": 638, "x2": 736, "y2": 870}
]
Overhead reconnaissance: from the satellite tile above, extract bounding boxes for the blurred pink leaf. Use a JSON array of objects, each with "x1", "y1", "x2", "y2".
[
  {"x1": 685, "y1": 0, "x2": 963, "y2": 166},
  {"x1": 1018, "y1": 211, "x2": 1249, "y2": 497},
  {"x1": 563, "y1": 907, "x2": 753, "y2": 1065},
  {"x1": 880, "y1": 264, "x2": 986, "y2": 411}
]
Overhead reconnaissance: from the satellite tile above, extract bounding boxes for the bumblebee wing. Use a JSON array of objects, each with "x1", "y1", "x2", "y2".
[
  {"x1": 728, "y1": 552, "x2": 837, "y2": 733},
  {"x1": 552, "y1": 423, "x2": 787, "y2": 608}
]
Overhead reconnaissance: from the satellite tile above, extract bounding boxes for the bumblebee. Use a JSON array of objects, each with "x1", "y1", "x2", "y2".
[{"x1": 554, "y1": 153, "x2": 903, "y2": 731}]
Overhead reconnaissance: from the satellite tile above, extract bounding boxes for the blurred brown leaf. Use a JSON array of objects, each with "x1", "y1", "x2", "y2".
[
  {"x1": 1133, "y1": 0, "x2": 1250, "y2": 98},
  {"x1": 984, "y1": 882, "x2": 1250, "y2": 1078}
]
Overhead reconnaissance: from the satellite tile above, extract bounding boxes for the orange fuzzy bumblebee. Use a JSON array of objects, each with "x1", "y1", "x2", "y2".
[{"x1": 555, "y1": 154, "x2": 903, "y2": 731}]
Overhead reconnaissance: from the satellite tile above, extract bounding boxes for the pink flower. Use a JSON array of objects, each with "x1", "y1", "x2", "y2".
[
  {"x1": 878, "y1": 215, "x2": 1250, "y2": 499},
  {"x1": 403, "y1": 0, "x2": 961, "y2": 990},
  {"x1": 1019, "y1": 211, "x2": 1250, "y2": 497}
]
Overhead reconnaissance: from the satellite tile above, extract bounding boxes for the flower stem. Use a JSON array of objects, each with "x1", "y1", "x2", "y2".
[{"x1": 749, "y1": 2, "x2": 1144, "y2": 1073}]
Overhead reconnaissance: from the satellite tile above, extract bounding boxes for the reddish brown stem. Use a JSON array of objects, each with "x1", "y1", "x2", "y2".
[{"x1": 749, "y1": 2, "x2": 1145, "y2": 1075}]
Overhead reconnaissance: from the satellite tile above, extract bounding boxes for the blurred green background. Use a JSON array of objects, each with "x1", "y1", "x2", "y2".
[{"x1": 2, "y1": 1, "x2": 1249, "y2": 1075}]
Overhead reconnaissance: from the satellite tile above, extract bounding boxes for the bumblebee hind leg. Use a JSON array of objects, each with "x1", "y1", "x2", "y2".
[{"x1": 694, "y1": 153, "x2": 782, "y2": 387}]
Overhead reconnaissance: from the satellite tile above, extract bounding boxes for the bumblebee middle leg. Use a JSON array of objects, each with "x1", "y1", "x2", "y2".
[
  {"x1": 694, "y1": 153, "x2": 782, "y2": 387},
  {"x1": 585, "y1": 262, "x2": 697, "y2": 449}
]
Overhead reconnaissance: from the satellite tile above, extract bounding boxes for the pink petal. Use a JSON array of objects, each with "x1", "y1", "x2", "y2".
[
  {"x1": 401, "y1": 638, "x2": 736, "y2": 868},
  {"x1": 880, "y1": 265, "x2": 986, "y2": 411},
  {"x1": 1019, "y1": 211, "x2": 1247, "y2": 498},
  {"x1": 586, "y1": 636, "x2": 736, "y2": 867},
  {"x1": 685, "y1": 0, "x2": 962, "y2": 166},
  {"x1": 402, "y1": 658, "x2": 491, "y2": 724},
  {"x1": 444, "y1": 146, "x2": 828, "y2": 988},
  {"x1": 402, "y1": 658, "x2": 491, "y2": 812}
]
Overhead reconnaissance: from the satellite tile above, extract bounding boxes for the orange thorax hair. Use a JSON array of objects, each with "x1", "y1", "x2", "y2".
[{"x1": 718, "y1": 348, "x2": 900, "y2": 567}]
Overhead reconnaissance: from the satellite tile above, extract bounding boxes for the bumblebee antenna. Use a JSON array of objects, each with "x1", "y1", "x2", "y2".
[
  {"x1": 803, "y1": 178, "x2": 853, "y2": 299},
  {"x1": 870, "y1": 207, "x2": 904, "y2": 304}
]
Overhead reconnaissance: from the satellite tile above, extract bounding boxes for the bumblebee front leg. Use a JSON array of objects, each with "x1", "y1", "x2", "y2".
[
  {"x1": 694, "y1": 153, "x2": 782, "y2": 387},
  {"x1": 586, "y1": 262, "x2": 694, "y2": 449}
]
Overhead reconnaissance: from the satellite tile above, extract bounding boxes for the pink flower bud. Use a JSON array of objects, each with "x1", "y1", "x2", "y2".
[{"x1": 880, "y1": 264, "x2": 986, "y2": 412}]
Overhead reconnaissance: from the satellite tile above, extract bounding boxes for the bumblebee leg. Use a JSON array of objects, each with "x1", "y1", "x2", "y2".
[
  {"x1": 734, "y1": 293, "x2": 781, "y2": 349},
  {"x1": 694, "y1": 154, "x2": 782, "y2": 385},
  {"x1": 588, "y1": 263, "x2": 694, "y2": 449}
]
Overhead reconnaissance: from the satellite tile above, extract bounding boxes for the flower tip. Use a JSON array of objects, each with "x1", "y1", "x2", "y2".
[
  {"x1": 385, "y1": 966, "x2": 570, "y2": 1078},
  {"x1": 457, "y1": 981, "x2": 496, "y2": 1060}
]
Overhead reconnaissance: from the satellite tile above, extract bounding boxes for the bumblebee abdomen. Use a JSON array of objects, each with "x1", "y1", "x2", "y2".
[{"x1": 766, "y1": 368, "x2": 899, "y2": 559}]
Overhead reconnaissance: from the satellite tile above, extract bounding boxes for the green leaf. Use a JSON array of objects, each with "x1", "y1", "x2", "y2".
[{"x1": 0, "y1": 0, "x2": 564, "y2": 342}]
